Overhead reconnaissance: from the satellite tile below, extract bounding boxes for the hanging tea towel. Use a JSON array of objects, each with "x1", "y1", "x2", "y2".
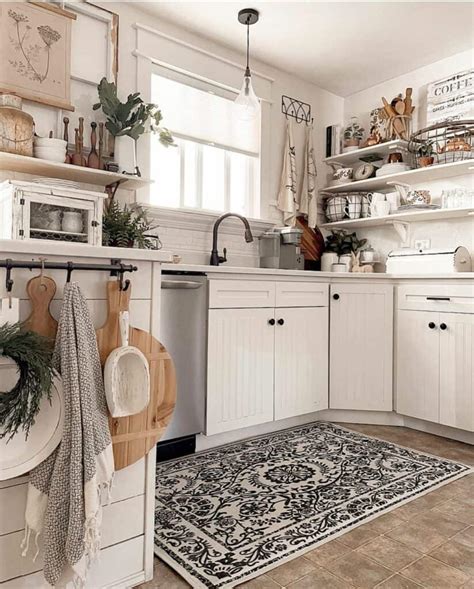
[
  {"x1": 298, "y1": 123, "x2": 318, "y2": 228},
  {"x1": 22, "y1": 282, "x2": 114, "y2": 587},
  {"x1": 277, "y1": 119, "x2": 298, "y2": 226}
]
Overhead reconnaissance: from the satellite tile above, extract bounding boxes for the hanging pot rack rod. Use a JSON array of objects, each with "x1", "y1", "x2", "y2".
[{"x1": 1, "y1": 258, "x2": 138, "y2": 293}]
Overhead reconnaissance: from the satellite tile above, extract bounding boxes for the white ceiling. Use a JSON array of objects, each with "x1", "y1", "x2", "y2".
[{"x1": 132, "y1": 2, "x2": 473, "y2": 96}]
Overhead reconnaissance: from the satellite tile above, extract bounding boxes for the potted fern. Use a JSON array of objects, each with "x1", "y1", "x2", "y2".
[
  {"x1": 102, "y1": 202, "x2": 160, "y2": 249},
  {"x1": 93, "y1": 78, "x2": 174, "y2": 176}
]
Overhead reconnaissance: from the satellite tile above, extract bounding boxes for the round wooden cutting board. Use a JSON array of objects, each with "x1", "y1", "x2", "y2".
[{"x1": 96, "y1": 281, "x2": 176, "y2": 470}]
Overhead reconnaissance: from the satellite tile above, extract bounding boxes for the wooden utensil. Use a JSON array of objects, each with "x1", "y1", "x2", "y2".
[
  {"x1": 404, "y1": 88, "x2": 413, "y2": 115},
  {"x1": 382, "y1": 97, "x2": 405, "y2": 139},
  {"x1": 71, "y1": 128, "x2": 81, "y2": 166},
  {"x1": 24, "y1": 275, "x2": 58, "y2": 340},
  {"x1": 96, "y1": 281, "x2": 177, "y2": 470},
  {"x1": 98, "y1": 122, "x2": 104, "y2": 170},
  {"x1": 78, "y1": 117, "x2": 86, "y2": 166},
  {"x1": 87, "y1": 122, "x2": 100, "y2": 168},
  {"x1": 63, "y1": 117, "x2": 71, "y2": 164}
]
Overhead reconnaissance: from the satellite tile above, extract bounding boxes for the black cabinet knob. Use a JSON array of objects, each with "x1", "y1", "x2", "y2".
[
  {"x1": 268, "y1": 318, "x2": 275, "y2": 326},
  {"x1": 428, "y1": 322, "x2": 436, "y2": 329},
  {"x1": 440, "y1": 323, "x2": 447, "y2": 330},
  {"x1": 333, "y1": 294, "x2": 340, "y2": 300},
  {"x1": 277, "y1": 318, "x2": 285, "y2": 326}
]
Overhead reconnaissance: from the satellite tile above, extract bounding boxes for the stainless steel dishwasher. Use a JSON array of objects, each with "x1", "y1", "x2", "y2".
[{"x1": 158, "y1": 272, "x2": 207, "y2": 457}]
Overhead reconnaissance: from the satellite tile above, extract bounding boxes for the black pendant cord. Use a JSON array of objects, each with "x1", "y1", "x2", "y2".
[{"x1": 246, "y1": 18, "x2": 250, "y2": 76}]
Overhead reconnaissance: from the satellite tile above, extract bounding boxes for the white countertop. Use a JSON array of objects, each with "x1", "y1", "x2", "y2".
[
  {"x1": 0, "y1": 240, "x2": 174, "y2": 263},
  {"x1": 162, "y1": 263, "x2": 474, "y2": 281}
]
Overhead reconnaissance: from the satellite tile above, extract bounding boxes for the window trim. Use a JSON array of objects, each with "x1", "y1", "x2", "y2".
[{"x1": 150, "y1": 130, "x2": 259, "y2": 217}]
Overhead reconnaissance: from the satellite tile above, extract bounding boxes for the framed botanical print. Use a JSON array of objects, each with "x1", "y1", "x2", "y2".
[{"x1": 0, "y1": 2, "x2": 76, "y2": 110}]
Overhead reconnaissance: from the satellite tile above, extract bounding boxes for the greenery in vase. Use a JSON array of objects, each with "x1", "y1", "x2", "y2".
[
  {"x1": 344, "y1": 118, "x2": 365, "y2": 141},
  {"x1": 102, "y1": 201, "x2": 159, "y2": 249},
  {"x1": 417, "y1": 140, "x2": 434, "y2": 158},
  {"x1": 325, "y1": 229, "x2": 367, "y2": 257},
  {"x1": 93, "y1": 78, "x2": 174, "y2": 175}
]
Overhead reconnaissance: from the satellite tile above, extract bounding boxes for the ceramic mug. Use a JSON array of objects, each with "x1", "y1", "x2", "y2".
[
  {"x1": 345, "y1": 194, "x2": 362, "y2": 219},
  {"x1": 326, "y1": 195, "x2": 347, "y2": 222},
  {"x1": 369, "y1": 192, "x2": 386, "y2": 216},
  {"x1": 373, "y1": 201, "x2": 391, "y2": 217},
  {"x1": 386, "y1": 192, "x2": 400, "y2": 213},
  {"x1": 361, "y1": 194, "x2": 372, "y2": 218}
]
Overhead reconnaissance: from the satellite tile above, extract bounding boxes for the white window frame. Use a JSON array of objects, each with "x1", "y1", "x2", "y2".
[{"x1": 149, "y1": 67, "x2": 261, "y2": 218}]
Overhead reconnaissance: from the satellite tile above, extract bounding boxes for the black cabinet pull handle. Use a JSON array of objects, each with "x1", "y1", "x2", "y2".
[
  {"x1": 428, "y1": 322, "x2": 436, "y2": 329},
  {"x1": 426, "y1": 296, "x2": 451, "y2": 301},
  {"x1": 277, "y1": 318, "x2": 285, "y2": 326},
  {"x1": 268, "y1": 318, "x2": 275, "y2": 326},
  {"x1": 440, "y1": 323, "x2": 447, "y2": 330},
  {"x1": 333, "y1": 294, "x2": 340, "y2": 300}
]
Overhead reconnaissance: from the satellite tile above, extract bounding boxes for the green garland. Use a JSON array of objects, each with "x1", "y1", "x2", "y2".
[{"x1": 0, "y1": 323, "x2": 56, "y2": 440}]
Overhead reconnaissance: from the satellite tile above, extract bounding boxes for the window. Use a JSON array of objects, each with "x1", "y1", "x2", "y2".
[{"x1": 150, "y1": 71, "x2": 260, "y2": 217}]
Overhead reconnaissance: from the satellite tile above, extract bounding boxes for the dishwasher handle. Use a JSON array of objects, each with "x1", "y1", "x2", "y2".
[{"x1": 161, "y1": 279, "x2": 203, "y2": 290}]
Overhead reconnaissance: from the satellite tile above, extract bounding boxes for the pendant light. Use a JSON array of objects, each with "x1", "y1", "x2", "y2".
[{"x1": 235, "y1": 8, "x2": 260, "y2": 121}]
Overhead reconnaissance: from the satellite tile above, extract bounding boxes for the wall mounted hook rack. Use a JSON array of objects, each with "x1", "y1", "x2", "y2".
[
  {"x1": 281, "y1": 95, "x2": 313, "y2": 124},
  {"x1": 0, "y1": 258, "x2": 138, "y2": 294}
]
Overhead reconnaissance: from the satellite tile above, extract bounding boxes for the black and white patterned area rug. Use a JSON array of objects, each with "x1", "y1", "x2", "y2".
[{"x1": 154, "y1": 422, "x2": 470, "y2": 588}]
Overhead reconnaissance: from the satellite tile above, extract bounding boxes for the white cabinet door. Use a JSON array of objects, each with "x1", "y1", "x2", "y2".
[
  {"x1": 274, "y1": 307, "x2": 328, "y2": 421},
  {"x1": 330, "y1": 283, "x2": 393, "y2": 411},
  {"x1": 396, "y1": 310, "x2": 440, "y2": 423},
  {"x1": 207, "y1": 308, "x2": 275, "y2": 435},
  {"x1": 439, "y1": 313, "x2": 474, "y2": 432}
]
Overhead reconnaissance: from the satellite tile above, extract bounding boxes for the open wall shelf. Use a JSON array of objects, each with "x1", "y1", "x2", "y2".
[
  {"x1": 0, "y1": 152, "x2": 152, "y2": 189},
  {"x1": 321, "y1": 160, "x2": 473, "y2": 193}
]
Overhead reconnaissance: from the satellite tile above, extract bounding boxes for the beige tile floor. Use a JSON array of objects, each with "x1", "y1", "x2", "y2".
[{"x1": 140, "y1": 424, "x2": 474, "y2": 589}]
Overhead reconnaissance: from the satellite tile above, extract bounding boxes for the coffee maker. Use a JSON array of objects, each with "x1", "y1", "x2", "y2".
[{"x1": 259, "y1": 227, "x2": 305, "y2": 270}]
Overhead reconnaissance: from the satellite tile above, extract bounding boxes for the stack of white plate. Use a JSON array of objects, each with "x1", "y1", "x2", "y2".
[
  {"x1": 31, "y1": 177, "x2": 81, "y2": 190},
  {"x1": 376, "y1": 163, "x2": 411, "y2": 177}
]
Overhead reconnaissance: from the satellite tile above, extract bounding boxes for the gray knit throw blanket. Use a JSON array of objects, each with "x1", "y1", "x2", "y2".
[{"x1": 22, "y1": 282, "x2": 114, "y2": 587}]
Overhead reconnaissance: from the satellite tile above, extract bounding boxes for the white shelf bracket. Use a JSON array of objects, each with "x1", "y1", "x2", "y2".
[{"x1": 386, "y1": 221, "x2": 410, "y2": 245}]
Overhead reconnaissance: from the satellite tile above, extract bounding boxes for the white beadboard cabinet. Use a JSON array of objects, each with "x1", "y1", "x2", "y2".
[
  {"x1": 206, "y1": 280, "x2": 329, "y2": 435},
  {"x1": 329, "y1": 283, "x2": 393, "y2": 411},
  {"x1": 396, "y1": 310, "x2": 440, "y2": 423},
  {"x1": 207, "y1": 307, "x2": 275, "y2": 435},
  {"x1": 439, "y1": 313, "x2": 474, "y2": 431},
  {"x1": 397, "y1": 309, "x2": 474, "y2": 431},
  {"x1": 274, "y1": 307, "x2": 328, "y2": 420}
]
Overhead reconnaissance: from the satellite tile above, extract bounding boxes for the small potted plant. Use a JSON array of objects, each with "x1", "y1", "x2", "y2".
[
  {"x1": 93, "y1": 78, "x2": 174, "y2": 176},
  {"x1": 102, "y1": 201, "x2": 160, "y2": 249},
  {"x1": 343, "y1": 117, "x2": 365, "y2": 152},
  {"x1": 323, "y1": 229, "x2": 367, "y2": 272},
  {"x1": 417, "y1": 141, "x2": 434, "y2": 167}
]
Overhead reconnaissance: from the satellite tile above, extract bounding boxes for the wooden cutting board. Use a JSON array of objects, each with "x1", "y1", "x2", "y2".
[
  {"x1": 96, "y1": 281, "x2": 176, "y2": 470},
  {"x1": 24, "y1": 275, "x2": 58, "y2": 340}
]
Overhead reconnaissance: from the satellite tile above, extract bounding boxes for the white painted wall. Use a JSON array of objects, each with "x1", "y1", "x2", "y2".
[{"x1": 341, "y1": 50, "x2": 474, "y2": 262}]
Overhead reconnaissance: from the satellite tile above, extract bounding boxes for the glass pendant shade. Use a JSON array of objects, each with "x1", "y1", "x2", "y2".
[{"x1": 235, "y1": 72, "x2": 260, "y2": 121}]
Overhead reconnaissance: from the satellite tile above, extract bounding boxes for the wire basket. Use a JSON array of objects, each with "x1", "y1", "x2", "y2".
[{"x1": 408, "y1": 119, "x2": 474, "y2": 168}]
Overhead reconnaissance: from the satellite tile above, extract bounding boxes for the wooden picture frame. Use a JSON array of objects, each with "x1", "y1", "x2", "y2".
[{"x1": 0, "y1": 2, "x2": 76, "y2": 110}]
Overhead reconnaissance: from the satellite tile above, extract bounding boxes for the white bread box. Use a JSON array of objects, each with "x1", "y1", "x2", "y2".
[{"x1": 386, "y1": 247, "x2": 472, "y2": 274}]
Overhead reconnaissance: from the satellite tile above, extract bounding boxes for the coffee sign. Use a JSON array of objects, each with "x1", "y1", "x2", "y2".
[{"x1": 427, "y1": 69, "x2": 473, "y2": 125}]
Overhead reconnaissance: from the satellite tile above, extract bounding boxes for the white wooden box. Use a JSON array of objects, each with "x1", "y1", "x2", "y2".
[{"x1": 0, "y1": 180, "x2": 105, "y2": 246}]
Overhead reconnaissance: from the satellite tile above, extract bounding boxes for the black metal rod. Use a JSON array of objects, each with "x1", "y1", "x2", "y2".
[{"x1": 0, "y1": 259, "x2": 138, "y2": 274}]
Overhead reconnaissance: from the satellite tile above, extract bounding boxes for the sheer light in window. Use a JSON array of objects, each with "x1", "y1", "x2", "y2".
[{"x1": 150, "y1": 71, "x2": 260, "y2": 216}]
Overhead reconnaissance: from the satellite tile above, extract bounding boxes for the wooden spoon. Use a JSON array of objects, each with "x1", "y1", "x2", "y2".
[
  {"x1": 24, "y1": 275, "x2": 58, "y2": 340},
  {"x1": 404, "y1": 88, "x2": 413, "y2": 115}
]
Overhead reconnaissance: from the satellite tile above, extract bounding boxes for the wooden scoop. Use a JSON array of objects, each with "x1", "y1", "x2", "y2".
[{"x1": 24, "y1": 275, "x2": 57, "y2": 340}]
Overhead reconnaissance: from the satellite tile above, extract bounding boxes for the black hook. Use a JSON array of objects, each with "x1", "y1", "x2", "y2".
[
  {"x1": 118, "y1": 264, "x2": 131, "y2": 291},
  {"x1": 5, "y1": 259, "x2": 14, "y2": 293},
  {"x1": 66, "y1": 261, "x2": 74, "y2": 283}
]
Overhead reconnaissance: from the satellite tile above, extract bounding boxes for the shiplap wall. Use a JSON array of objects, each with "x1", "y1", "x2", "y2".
[{"x1": 0, "y1": 254, "x2": 161, "y2": 588}]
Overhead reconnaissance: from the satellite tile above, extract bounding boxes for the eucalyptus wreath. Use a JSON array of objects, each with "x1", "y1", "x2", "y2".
[{"x1": 0, "y1": 323, "x2": 56, "y2": 440}]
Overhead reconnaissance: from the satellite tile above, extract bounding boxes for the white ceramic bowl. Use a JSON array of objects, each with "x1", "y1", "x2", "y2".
[
  {"x1": 34, "y1": 146, "x2": 67, "y2": 163},
  {"x1": 34, "y1": 137, "x2": 67, "y2": 148}
]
